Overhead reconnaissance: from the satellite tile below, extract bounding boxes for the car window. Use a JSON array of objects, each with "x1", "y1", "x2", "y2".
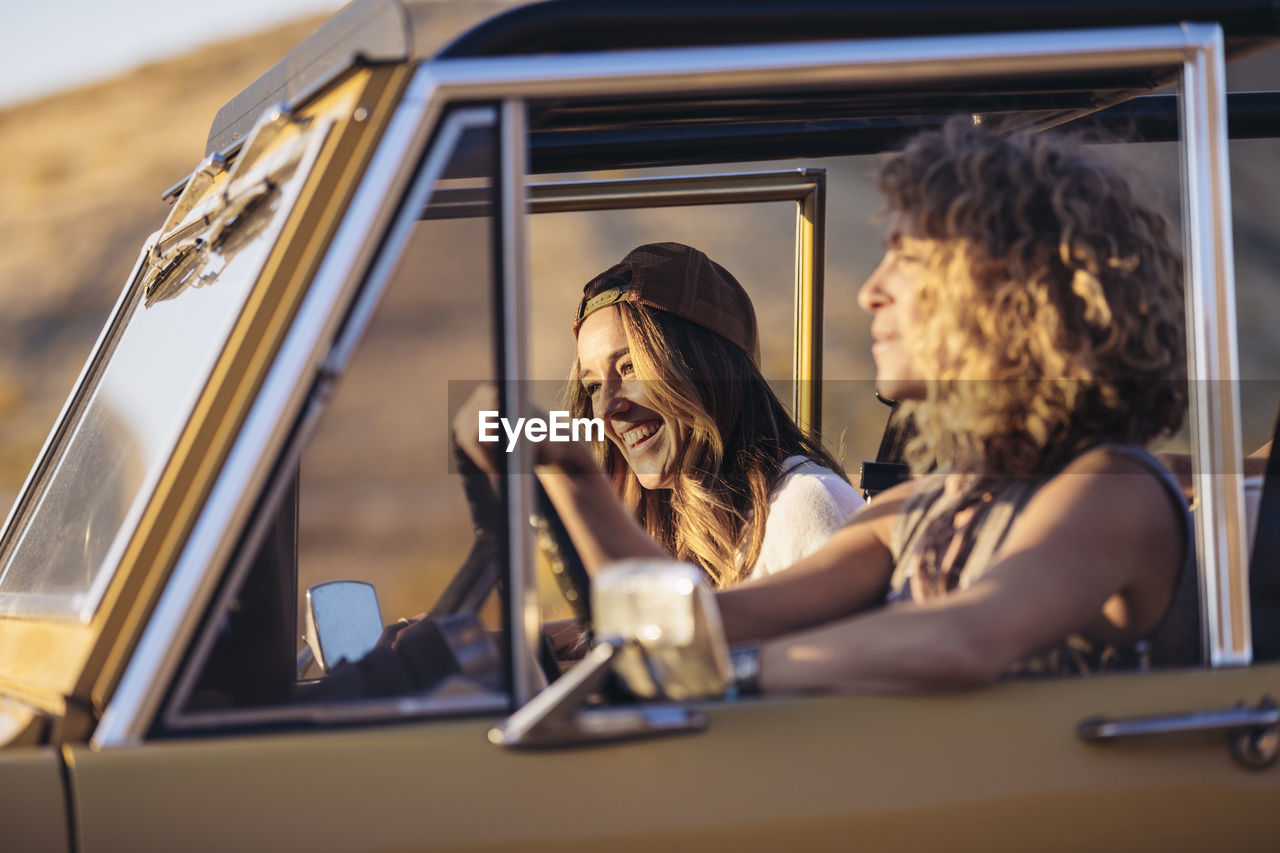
[
  {"x1": 0, "y1": 114, "x2": 330, "y2": 622},
  {"x1": 514, "y1": 52, "x2": 1215, "y2": 685},
  {"x1": 522, "y1": 169, "x2": 837, "y2": 616},
  {"x1": 159, "y1": 109, "x2": 512, "y2": 729}
]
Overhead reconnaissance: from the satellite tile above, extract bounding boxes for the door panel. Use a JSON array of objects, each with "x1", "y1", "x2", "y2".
[
  {"x1": 0, "y1": 746, "x2": 70, "y2": 853},
  {"x1": 71, "y1": 664, "x2": 1280, "y2": 852}
]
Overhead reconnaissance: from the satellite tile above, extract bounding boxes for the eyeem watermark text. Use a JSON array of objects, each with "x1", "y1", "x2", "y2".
[{"x1": 479, "y1": 410, "x2": 604, "y2": 451}]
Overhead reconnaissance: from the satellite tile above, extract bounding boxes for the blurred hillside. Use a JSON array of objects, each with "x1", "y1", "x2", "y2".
[
  {"x1": 0, "y1": 17, "x2": 323, "y2": 509},
  {"x1": 0, "y1": 1, "x2": 518, "y2": 515}
]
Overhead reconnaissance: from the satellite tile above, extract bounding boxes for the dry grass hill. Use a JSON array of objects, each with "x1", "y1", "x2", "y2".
[{"x1": 0, "y1": 2, "x2": 520, "y2": 515}]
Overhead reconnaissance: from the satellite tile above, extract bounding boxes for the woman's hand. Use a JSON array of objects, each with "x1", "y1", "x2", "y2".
[
  {"x1": 452, "y1": 385, "x2": 666, "y2": 574},
  {"x1": 451, "y1": 384, "x2": 598, "y2": 477}
]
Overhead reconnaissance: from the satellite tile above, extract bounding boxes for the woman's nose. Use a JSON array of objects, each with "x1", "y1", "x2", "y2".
[
  {"x1": 598, "y1": 380, "x2": 631, "y2": 418},
  {"x1": 857, "y1": 255, "x2": 892, "y2": 314}
]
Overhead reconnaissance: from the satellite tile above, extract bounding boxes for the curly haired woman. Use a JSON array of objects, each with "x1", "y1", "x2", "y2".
[{"x1": 716, "y1": 120, "x2": 1193, "y2": 692}]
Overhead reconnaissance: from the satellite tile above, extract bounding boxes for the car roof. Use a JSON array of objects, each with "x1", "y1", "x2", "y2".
[
  {"x1": 207, "y1": 0, "x2": 1280, "y2": 156},
  {"x1": 439, "y1": 0, "x2": 1280, "y2": 57}
]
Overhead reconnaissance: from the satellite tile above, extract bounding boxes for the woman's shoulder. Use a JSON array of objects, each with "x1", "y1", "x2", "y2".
[
  {"x1": 749, "y1": 456, "x2": 865, "y2": 579},
  {"x1": 772, "y1": 455, "x2": 864, "y2": 511},
  {"x1": 1056, "y1": 444, "x2": 1186, "y2": 500},
  {"x1": 1031, "y1": 444, "x2": 1191, "y2": 555},
  {"x1": 768, "y1": 450, "x2": 870, "y2": 517}
]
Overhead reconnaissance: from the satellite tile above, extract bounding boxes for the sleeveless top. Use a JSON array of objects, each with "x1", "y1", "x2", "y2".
[{"x1": 886, "y1": 445, "x2": 1196, "y2": 678}]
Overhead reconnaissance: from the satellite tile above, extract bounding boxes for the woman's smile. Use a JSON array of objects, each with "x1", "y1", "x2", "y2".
[{"x1": 621, "y1": 419, "x2": 662, "y2": 450}]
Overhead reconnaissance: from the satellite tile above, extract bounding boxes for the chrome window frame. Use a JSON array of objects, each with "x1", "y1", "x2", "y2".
[
  {"x1": 428, "y1": 169, "x2": 827, "y2": 433},
  {"x1": 96, "y1": 22, "x2": 1246, "y2": 746},
  {"x1": 531, "y1": 170, "x2": 827, "y2": 434},
  {"x1": 420, "y1": 24, "x2": 1243, "y2": 677},
  {"x1": 1179, "y1": 25, "x2": 1250, "y2": 666},
  {"x1": 499, "y1": 99, "x2": 542, "y2": 706},
  {"x1": 95, "y1": 93, "x2": 492, "y2": 746}
]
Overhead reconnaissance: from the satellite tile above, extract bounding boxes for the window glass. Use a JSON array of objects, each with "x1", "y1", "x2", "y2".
[
  {"x1": 0, "y1": 114, "x2": 329, "y2": 621},
  {"x1": 525, "y1": 180, "x2": 830, "y2": 618},
  {"x1": 166, "y1": 113, "x2": 508, "y2": 724},
  {"x1": 528, "y1": 201, "x2": 797, "y2": 387},
  {"x1": 523, "y1": 86, "x2": 1201, "y2": 679}
]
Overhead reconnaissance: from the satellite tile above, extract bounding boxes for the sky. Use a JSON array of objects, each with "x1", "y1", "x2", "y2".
[{"x1": 0, "y1": 0, "x2": 348, "y2": 108}]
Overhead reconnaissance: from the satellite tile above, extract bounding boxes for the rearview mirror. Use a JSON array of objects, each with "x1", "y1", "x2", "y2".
[
  {"x1": 593, "y1": 559, "x2": 732, "y2": 701},
  {"x1": 304, "y1": 580, "x2": 384, "y2": 673}
]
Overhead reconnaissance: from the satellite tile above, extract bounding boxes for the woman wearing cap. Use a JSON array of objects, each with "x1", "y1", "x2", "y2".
[
  {"x1": 561, "y1": 242, "x2": 862, "y2": 587},
  {"x1": 459, "y1": 242, "x2": 861, "y2": 589}
]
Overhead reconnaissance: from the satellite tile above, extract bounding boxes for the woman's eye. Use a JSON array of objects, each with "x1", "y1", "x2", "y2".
[
  {"x1": 619, "y1": 361, "x2": 635, "y2": 376},
  {"x1": 584, "y1": 382, "x2": 601, "y2": 396}
]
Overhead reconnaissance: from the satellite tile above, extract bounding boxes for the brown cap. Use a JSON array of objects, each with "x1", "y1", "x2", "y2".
[{"x1": 572, "y1": 242, "x2": 759, "y2": 363}]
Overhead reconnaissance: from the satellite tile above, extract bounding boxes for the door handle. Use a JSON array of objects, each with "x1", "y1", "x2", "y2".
[{"x1": 1077, "y1": 695, "x2": 1278, "y2": 769}]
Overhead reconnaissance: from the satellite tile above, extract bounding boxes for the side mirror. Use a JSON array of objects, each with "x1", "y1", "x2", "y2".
[
  {"x1": 304, "y1": 580, "x2": 384, "y2": 673},
  {"x1": 592, "y1": 559, "x2": 732, "y2": 701},
  {"x1": 488, "y1": 559, "x2": 729, "y2": 748}
]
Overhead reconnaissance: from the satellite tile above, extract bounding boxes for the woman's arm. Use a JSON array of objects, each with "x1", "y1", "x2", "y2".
[
  {"x1": 534, "y1": 464, "x2": 669, "y2": 572},
  {"x1": 1157, "y1": 441, "x2": 1272, "y2": 500},
  {"x1": 754, "y1": 449, "x2": 1183, "y2": 694},
  {"x1": 715, "y1": 479, "x2": 907, "y2": 644}
]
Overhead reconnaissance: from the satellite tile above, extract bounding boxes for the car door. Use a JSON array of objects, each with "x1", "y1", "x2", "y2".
[{"x1": 70, "y1": 21, "x2": 1279, "y2": 853}]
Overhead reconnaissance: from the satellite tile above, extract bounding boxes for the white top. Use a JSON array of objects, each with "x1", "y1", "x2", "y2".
[{"x1": 745, "y1": 455, "x2": 865, "y2": 579}]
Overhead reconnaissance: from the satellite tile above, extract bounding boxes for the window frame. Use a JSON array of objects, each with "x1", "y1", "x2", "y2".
[
  {"x1": 459, "y1": 23, "x2": 1249, "y2": 684},
  {"x1": 429, "y1": 169, "x2": 828, "y2": 435},
  {"x1": 155, "y1": 106, "x2": 511, "y2": 735}
]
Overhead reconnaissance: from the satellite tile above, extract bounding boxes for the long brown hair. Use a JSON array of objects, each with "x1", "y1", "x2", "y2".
[{"x1": 568, "y1": 277, "x2": 846, "y2": 587}]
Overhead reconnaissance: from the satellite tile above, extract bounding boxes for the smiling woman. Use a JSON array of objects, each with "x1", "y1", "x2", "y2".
[
  {"x1": 530, "y1": 242, "x2": 864, "y2": 587},
  {"x1": 575, "y1": 306, "x2": 679, "y2": 489}
]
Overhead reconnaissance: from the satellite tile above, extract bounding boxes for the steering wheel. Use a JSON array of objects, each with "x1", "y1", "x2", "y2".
[
  {"x1": 300, "y1": 436, "x2": 592, "y2": 700},
  {"x1": 431, "y1": 439, "x2": 592, "y2": 628},
  {"x1": 529, "y1": 482, "x2": 593, "y2": 630}
]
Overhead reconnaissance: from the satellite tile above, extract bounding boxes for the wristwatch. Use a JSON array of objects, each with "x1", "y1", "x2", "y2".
[{"x1": 729, "y1": 642, "x2": 762, "y2": 697}]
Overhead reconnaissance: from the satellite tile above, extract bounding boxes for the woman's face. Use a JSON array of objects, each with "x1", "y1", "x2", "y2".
[
  {"x1": 857, "y1": 219, "x2": 935, "y2": 402},
  {"x1": 576, "y1": 305, "x2": 682, "y2": 489}
]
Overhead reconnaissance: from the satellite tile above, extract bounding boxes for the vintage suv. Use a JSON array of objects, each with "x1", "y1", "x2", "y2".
[{"x1": 3, "y1": 0, "x2": 1280, "y2": 849}]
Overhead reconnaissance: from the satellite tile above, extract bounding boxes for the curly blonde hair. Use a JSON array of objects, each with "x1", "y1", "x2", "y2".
[
  {"x1": 568, "y1": 283, "x2": 846, "y2": 587},
  {"x1": 878, "y1": 120, "x2": 1187, "y2": 478}
]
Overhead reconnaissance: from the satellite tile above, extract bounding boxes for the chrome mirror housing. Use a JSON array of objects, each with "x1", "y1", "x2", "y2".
[
  {"x1": 592, "y1": 559, "x2": 732, "y2": 701},
  {"x1": 304, "y1": 580, "x2": 384, "y2": 673},
  {"x1": 489, "y1": 559, "x2": 726, "y2": 749}
]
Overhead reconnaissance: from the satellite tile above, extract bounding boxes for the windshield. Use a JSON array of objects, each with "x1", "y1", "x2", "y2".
[{"x1": 0, "y1": 113, "x2": 329, "y2": 621}]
